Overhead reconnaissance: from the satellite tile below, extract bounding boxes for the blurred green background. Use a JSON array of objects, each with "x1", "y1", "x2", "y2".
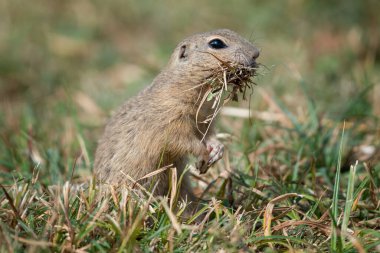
[{"x1": 0, "y1": 0, "x2": 379, "y2": 180}]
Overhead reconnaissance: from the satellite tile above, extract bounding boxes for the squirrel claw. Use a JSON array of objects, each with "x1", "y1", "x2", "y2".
[
  {"x1": 196, "y1": 139, "x2": 224, "y2": 174},
  {"x1": 207, "y1": 140, "x2": 224, "y2": 166}
]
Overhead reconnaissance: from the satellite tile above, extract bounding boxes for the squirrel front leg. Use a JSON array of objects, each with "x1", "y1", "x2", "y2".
[{"x1": 167, "y1": 119, "x2": 224, "y2": 174}]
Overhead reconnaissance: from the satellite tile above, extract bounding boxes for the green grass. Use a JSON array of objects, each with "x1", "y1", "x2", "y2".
[
  {"x1": 1, "y1": 122, "x2": 379, "y2": 252},
  {"x1": 1, "y1": 0, "x2": 380, "y2": 252}
]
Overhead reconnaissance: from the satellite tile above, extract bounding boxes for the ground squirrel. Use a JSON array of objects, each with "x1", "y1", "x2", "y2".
[{"x1": 94, "y1": 29, "x2": 260, "y2": 205}]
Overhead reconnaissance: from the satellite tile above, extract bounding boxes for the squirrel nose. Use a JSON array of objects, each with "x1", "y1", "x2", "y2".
[
  {"x1": 249, "y1": 48, "x2": 260, "y2": 67},
  {"x1": 252, "y1": 48, "x2": 260, "y2": 60}
]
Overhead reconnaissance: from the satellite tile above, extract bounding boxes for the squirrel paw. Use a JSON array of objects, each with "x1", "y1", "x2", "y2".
[
  {"x1": 207, "y1": 139, "x2": 224, "y2": 166},
  {"x1": 196, "y1": 139, "x2": 224, "y2": 174}
]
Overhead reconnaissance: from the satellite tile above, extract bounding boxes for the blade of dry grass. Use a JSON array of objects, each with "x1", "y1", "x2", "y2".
[{"x1": 263, "y1": 193, "x2": 302, "y2": 237}]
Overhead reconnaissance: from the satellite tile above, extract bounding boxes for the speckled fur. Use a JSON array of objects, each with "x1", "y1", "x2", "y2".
[{"x1": 94, "y1": 29, "x2": 259, "y2": 200}]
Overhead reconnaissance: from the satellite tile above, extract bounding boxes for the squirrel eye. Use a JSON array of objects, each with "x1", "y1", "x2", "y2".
[{"x1": 208, "y1": 39, "x2": 227, "y2": 49}]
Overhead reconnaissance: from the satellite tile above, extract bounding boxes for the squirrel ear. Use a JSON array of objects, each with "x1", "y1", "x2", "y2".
[{"x1": 179, "y1": 44, "x2": 188, "y2": 60}]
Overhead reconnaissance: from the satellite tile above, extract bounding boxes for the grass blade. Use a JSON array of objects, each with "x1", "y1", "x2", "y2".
[
  {"x1": 331, "y1": 122, "x2": 345, "y2": 252},
  {"x1": 341, "y1": 160, "x2": 358, "y2": 248}
]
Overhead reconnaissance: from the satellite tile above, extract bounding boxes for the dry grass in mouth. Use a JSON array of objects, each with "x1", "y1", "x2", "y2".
[
  {"x1": 195, "y1": 60, "x2": 259, "y2": 140},
  {"x1": 207, "y1": 62, "x2": 258, "y2": 103}
]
